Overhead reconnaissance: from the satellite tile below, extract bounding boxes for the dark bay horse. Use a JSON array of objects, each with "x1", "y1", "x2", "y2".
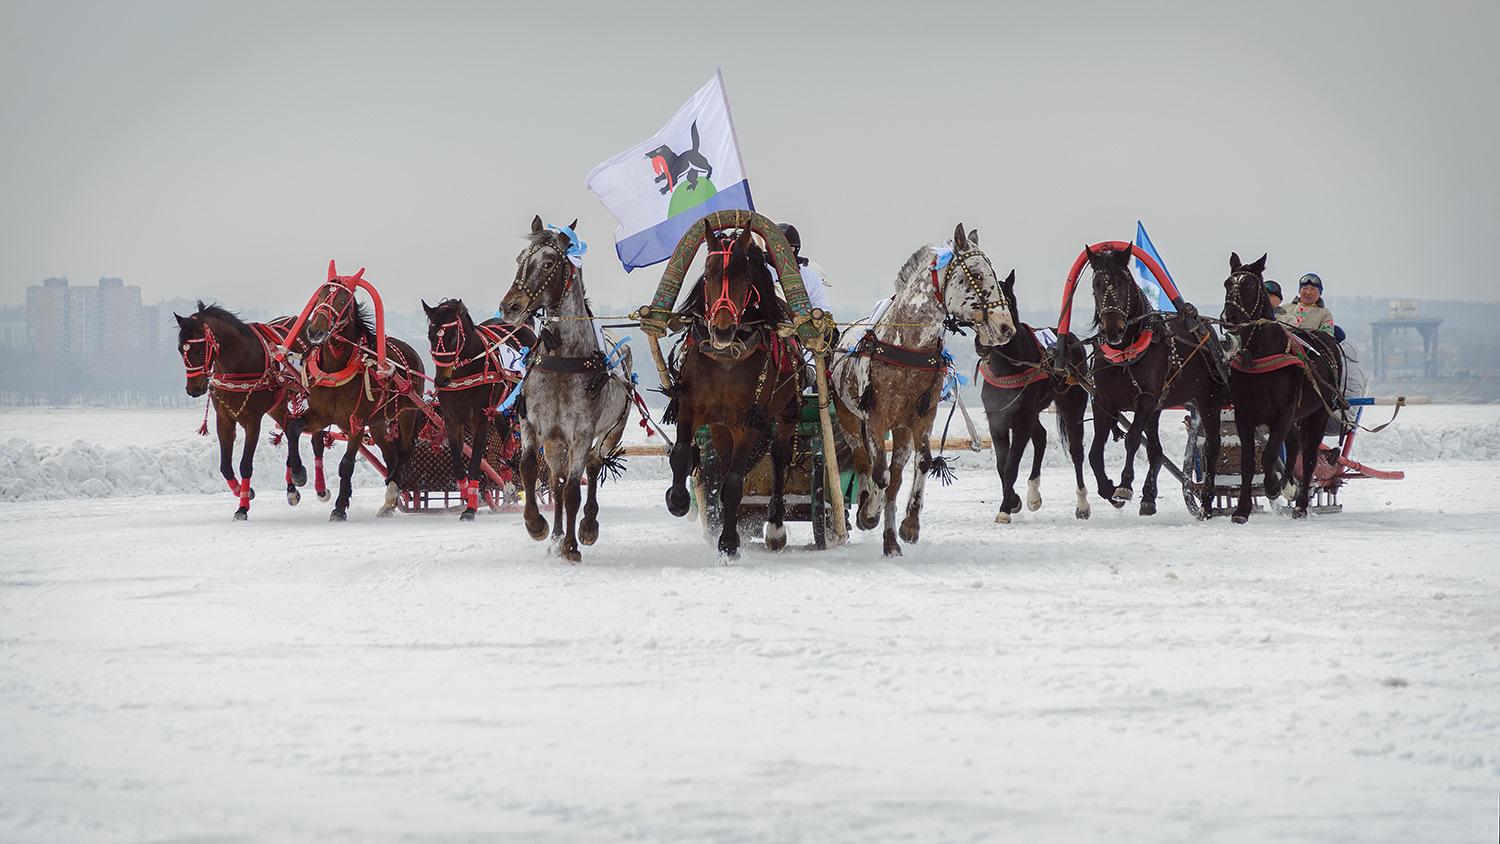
[
  {"x1": 832, "y1": 224, "x2": 1015, "y2": 555},
  {"x1": 498, "y1": 217, "x2": 633, "y2": 563},
  {"x1": 1220, "y1": 252, "x2": 1345, "y2": 522},
  {"x1": 422, "y1": 297, "x2": 536, "y2": 521},
  {"x1": 1083, "y1": 245, "x2": 1225, "y2": 516},
  {"x1": 297, "y1": 265, "x2": 427, "y2": 521},
  {"x1": 662, "y1": 226, "x2": 804, "y2": 560},
  {"x1": 977, "y1": 272, "x2": 1091, "y2": 523},
  {"x1": 175, "y1": 302, "x2": 328, "y2": 519}
]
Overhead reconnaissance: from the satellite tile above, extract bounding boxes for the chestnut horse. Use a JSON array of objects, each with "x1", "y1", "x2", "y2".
[
  {"x1": 1083, "y1": 245, "x2": 1225, "y2": 517},
  {"x1": 832, "y1": 224, "x2": 1015, "y2": 555},
  {"x1": 498, "y1": 217, "x2": 633, "y2": 563},
  {"x1": 297, "y1": 264, "x2": 427, "y2": 521},
  {"x1": 662, "y1": 227, "x2": 804, "y2": 560},
  {"x1": 1220, "y1": 252, "x2": 1345, "y2": 522},
  {"x1": 422, "y1": 297, "x2": 536, "y2": 520},
  {"x1": 175, "y1": 301, "x2": 328, "y2": 519}
]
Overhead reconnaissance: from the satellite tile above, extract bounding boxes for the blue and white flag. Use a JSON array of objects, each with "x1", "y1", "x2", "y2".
[
  {"x1": 1132, "y1": 220, "x2": 1177, "y2": 313},
  {"x1": 585, "y1": 70, "x2": 754, "y2": 271}
]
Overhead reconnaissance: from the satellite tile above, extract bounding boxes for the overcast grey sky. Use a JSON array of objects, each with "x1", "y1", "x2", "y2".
[{"x1": 2, "y1": 0, "x2": 1495, "y2": 324}]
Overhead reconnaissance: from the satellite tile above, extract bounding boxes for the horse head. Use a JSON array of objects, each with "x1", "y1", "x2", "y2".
[
  {"x1": 305, "y1": 260, "x2": 365, "y2": 346},
  {"x1": 422, "y1": 298, "x2": 472, "y2": 387},
  {"x1": 1087, "y1": 244, "x2": 1145, "y2": 347},
  {"x1": 500, "y1": 215, "x2": 577, "y2": 326},
  {"x1": 1223, "y1": 252, "x2": 1272, "y2": 325},
  {"x1": 174, "y1": 302, "x2": 214, "y2": 397},
  {"x1": 698, "y1": 227, "x2": 776, "y2": 359},
  {"x1": 939, "y1": 224, "x2": 1016, "y2": 346}
]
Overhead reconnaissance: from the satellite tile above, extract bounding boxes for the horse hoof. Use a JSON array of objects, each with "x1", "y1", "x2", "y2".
[
  {"x1": 377, "y1": 507, "x2": 395, "y2": 518},
  {"x1": 1027, "y1": 497, "x2": 1042, "y2": 512},
  {"x1": 1076, "y1": 507, "x2": 1090, "y2": 520},
  {"x1": 995, "y1": 510, "x2": 1011, "y2": 525},
  {"x1": 1290, "y1": 508, "x2": 1308, "y2": 520},
  {"x1": 287, "y1": 488, "x2": 301, "y2": 507},
  {"x1": 579, "y1": 520, "x2": 599, "y2": 546},
  {"x1": 899, "y1": 523, "x2": 919, "y2": 544},
  {"x1": 247, "y1": 487, "x2": 255, "y2": 501},
  {"x1": 526, "y1": 517, "x2": 548, "y2": 541},
  {"x1": 856, "y1": 512, "x2": 881, "y2": 531},
  {"x1": 234, "y1": 508, "x2": 248, "y2": 521},
  {"x1": 1109, "y1": 498, "x2": 1127, "y2": 509},
  {"x1": 665, "y1": 487, "x2": 690, "y2": 518},
  {"x1": 1231, "y1": 513, "x2": 1249, "y2": 525},
  {"x1": 765, "y1": 522, "x2": 787, "y2": 552},
  {"x1": 560, "y1": 548, "x2": 582, "y2": 564},
  {"x1": 1139, "y1": 500, "x2": 1157, "y2": 517},
  {"x1": 291, "y1": 467, "x2": 308, "y2": 487},
  {"x1": 317, "y1": 490, "x2": 331, "y2": 502},
  {"x1": 459, "y1": 509, "x2": 476, "y2": 522},
  {"x1": 883, "y1": 542, "x2": 903, "y2": 557},
  {"x1": 717, "y1": 545, "x2": 740, "y2": 563},
  {"x1": 329, "y1": 509, "x2": 347, "y2": 522}
]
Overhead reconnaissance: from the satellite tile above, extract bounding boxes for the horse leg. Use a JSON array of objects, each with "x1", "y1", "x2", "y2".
[
  {"x1": 331, "y1": 428, "x2": 359, "y2": 522},
  {"x1": 1089, "y1": 407, "x2": 1118, "y2": 504},
  {"x1": 857, "y1": 422, "x2": 888, "y2": 532},
  {"x1": 235, "y1": 414, "x2": 265, "y2": 521},
  {"x1": 1196, "y1": 405, "x2": 1223, "y2": 520},
  {"x1": 987, "y1": 408, "x2": 1016, "y2": 525},
  {"x1": 1113, "y1": 404, "x2": 1151, "y2": 508},
  {"x1": 213, "y1": 411, "x2": 244, "y2": 518},
  {"x1": 1025, "y1": 415, "x2": 1047, "y2": 512},
  {"x1": 555, "y1": 439, "x2": 587, "y2": 564},
  {"x1": 882, "y1": 430, "x2": 910, "y2": 556},
  {"x1": 763, "y1": 426, "x2": 792, "y2": 552},
  {"x1": 284, "y1": 414, "x2": 307, "y2": 505},
  {"x1": 1058, "y1": 389, "x2": 1090, "y2": 520},
  {"x1": 1232, "y1": 413, "x2": 1260, "y2": 524},
  {"x1": 519, "y1": 423, "x2": 547, "y2": 540},
  {"x1": 1138, "y1": 412, "x2": 1164, "y2": 516},
  {"x1": 665, "y1": 408, "x2": 697, "y2": 518},
  {"x1": 547, "y1": 438, "x2": 569, "y2": 550},
  {"x1": 898, "y1": 430, "x2": 930, "y2": 547},
  {"x1": 462, "y1": 411, "x2": 489, "y2": 522},
  {"x1": 715, "y1": 432, "x2": 757, "y2": 561},
  {"x1": 311, "y1": 429, "x2": 329, "y2": 501},
  {"x1": 372, "y1": 421, "x2": 401, "y2": 518},
  {"x1": 1291, "y1": 415, "x2": 1325, "y2": 518},
  {"x1": 581, "y1": 397, "x2": 631, "y2": 547},
  {"x1": 1001, "y1": 419, "x2": 1028, "y2": 514}
]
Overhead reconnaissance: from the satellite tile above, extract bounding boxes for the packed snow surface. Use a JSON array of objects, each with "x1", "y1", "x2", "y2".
[{"x1": 1, "y1": 403, "x2": 1497, "y2": 843}]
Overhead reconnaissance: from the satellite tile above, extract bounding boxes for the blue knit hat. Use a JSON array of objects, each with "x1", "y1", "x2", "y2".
[{"x1": 1299, "y1": 273, "x2": 1323, "y2": 291}]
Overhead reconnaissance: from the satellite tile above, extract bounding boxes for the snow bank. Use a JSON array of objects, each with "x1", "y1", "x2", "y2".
[{"x1": 1, "y1": 407, "x2": 1496, "y2": 502}]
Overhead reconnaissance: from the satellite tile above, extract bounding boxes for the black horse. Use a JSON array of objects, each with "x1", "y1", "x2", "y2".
[
  {"x1": 1083, "y1": 245, "x2": 1226, "y2": 517},
  {"x1": 422, "y1": 298, "x2": 536, "y2": 521},
  {"x1": 977, "y1": 271, "x2": 1091, "y2": 522},
  {"x1": 1220, "y1": 252, "x2": 1345, "y2": 522}
]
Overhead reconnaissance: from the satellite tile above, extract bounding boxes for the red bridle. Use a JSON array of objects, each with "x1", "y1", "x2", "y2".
[
  {"x1": 308, "y1": 280, "x2": 357, "y2": 336},
  {"x1": 180, "y1": 322, "x2": 218, "y2": 377},
  {"x1": 703, "y1": 243, "x2": 761, "y2": 324},
  {"x1": 430, "y1": 315, "x2": 465, "y2": 367}
]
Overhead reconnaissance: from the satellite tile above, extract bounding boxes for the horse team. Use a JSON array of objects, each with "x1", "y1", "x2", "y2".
[{"x1": 176, "y1": 215, "x2": 1346, "y2": 562}]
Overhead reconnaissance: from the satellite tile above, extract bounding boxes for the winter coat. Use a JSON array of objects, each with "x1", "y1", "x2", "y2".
[{"x1": 1276, "y1": 300, "x2": 1334, "y2": 335}]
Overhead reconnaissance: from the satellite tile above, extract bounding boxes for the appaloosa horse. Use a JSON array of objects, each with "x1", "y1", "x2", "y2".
[
  {"x1": 1082, "y1": 244, "x2": 1225, "y2": 517},
  {"x1": 976, "y1": 272, "x2": 1091, "y2": 523},
  {"x1": 832, "y1": 224, "x2": 1015, "y2": 555},
  {"x1": 296, "y1": 263, "x2": 427, "y2": 521},
  {"x1": 661, "y1": 226, "x2": 804, "y2": 560},
  {"x1": 1220, "y1": 252, "x2": 1345, "y2": 522},
  {"x1": 422, "y1": 298, "x2": 536, "y2": 521},
  {"x1": 175, "y1": 302, "x2": 328, "y2": 519},
  {"x1": 498, "y1": 217, "x2": 633, "y2": 563}
]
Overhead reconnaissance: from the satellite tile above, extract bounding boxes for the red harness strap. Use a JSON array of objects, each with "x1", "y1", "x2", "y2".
[
  {"x1": 1230, "y1": 326, "x2": 1312, "y2": 375},
  {"x1": 1099, "y1": 329, "x2": 1154, "y2": 364},
  {"x1": 978, "y1": 330, "x2": 1050, "y2": 388}
]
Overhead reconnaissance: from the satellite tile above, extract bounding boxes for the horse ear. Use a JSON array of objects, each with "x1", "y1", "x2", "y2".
[
  {"x1": 1249, "y1": 253, "x2": 1268, "y2": 275},
  {"x1": 1004, "y1": 269, "x2": 1016, "y2": 287},
  {"x1": 328, "y1": 259, "x2": 338, "y2": 281},
  {"x1": 969, "y1": 228, "x2": 980, "y2": 247},
  {"x1": 174, "y1": 313, "x2": 187, "y2": 327},
  {"x1": 736, "y1": 227, "x2": 755, "y2": 250},
  {"x1": 196, "y1": 299, "x2": 207, "y2": 313},
  {"x1": 568, "y1": 219, "x2": 578, "y2": 232},
  {"x1": 421, "y1": 299, "x2": 433, "y2": 316},
  {"x1": 531, "y1": 215, "x2": 544, "y2": 234},
  {"x1": 1230, "y1": 252, "x2": 1242, "y2": 271},
  {"x1": 953, "y1": 223, "x2": 969, "y2": 251}
]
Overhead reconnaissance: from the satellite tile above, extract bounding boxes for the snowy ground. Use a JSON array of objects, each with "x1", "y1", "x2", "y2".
[{"x1": 1, "y1": 403, "x2": 1498, "y2": 842}]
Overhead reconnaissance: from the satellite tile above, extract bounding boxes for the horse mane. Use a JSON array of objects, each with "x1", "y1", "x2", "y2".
[
  {"x1": 894, "y1": 245, "x2": 933, "y2": 293},
  {"x1": 181, "y1": 301, "x2": 257, "y2": 344},
  {"x1": 351, "y1": 301, "x2": 377, "y2": 343}
]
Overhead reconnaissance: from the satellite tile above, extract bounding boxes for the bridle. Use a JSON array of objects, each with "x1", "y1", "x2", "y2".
[
  {"x1": 429, "y1": 306, "x2": 468, "y2": 368},
  {"x1": 180, "y1": 320, "x2": 218, "y2": 378},
  {"x1": 1223, "y1": 270, "x2": 1268, "y2": 325},
  {"x1": 307, "y1": 279, "x2": 357, "y2": 340},
  {"x1": 510, "y1": 237, "x2": 574, "y2": 321},
  {"x1": 933, "y1": 247, "x2": 1007, "y2": 328},
  {"x1": 703, "y1": 238, "x2": 763, "y2": 325},
  {"x1": 1093, "y1": 267, "x2": 1148, "y2": 328}
]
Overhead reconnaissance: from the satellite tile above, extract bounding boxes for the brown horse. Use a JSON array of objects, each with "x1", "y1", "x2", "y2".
[
  {"x1": 661, "y1": 226, "x2": 804, "y2": 560},
  {"x1": 832, "y1": 224, "x2": 1015, "y2": 555},
  {"x1": 296, "y1": 263, "x2": 428, "y2": 521},
  {"x1": 422, "y1": 297, "x2": 535, "y2": 521},
  {"x1": 498, "y1": 217, "x2": 634, "y2": 563},
  {"x1": 175, "y1": 301, "x2": 329, "y2": 519}
]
